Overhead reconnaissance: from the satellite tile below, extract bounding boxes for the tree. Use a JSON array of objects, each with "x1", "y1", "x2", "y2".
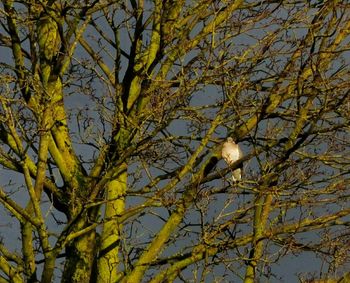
[{"x1": 0, "y1": 0, "x2": 349, "y2": 282}]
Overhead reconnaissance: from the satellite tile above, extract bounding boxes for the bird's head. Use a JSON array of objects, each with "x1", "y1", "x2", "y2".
[{"x1": 227, "y1": 137, "x2": 235, "y2": 144}]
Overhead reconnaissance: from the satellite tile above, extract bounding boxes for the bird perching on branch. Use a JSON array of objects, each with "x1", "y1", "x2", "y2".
[{"x1": 221, "y1": 137, "x2": 243, "y2": 182}]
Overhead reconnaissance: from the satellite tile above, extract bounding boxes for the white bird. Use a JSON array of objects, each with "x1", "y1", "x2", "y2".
[{"x1": 221, "y1": 137, "x2": 243, "y2": 182}]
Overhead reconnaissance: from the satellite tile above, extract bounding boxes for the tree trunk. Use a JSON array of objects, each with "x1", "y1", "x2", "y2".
[
  {"x1": 62, "y1": 226, "x2": 96, "y2": 283},
  {"x1": 97, "y1": 164, "x2": 127, "y2": 282}
]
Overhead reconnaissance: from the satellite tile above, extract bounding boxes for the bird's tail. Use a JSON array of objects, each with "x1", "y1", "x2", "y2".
[{"x1": 232, "y1": 168, "x2": 241, "y2": 182}]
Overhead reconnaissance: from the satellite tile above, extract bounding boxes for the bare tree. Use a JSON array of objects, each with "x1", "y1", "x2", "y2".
[{"x1": 0, "y1": 1, "x2": 349, "y2": 282}]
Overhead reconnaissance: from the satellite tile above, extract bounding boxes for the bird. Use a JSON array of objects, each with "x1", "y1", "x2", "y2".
[{"x1": 221, "y1": 137, "x2": 243, "y2": 182}]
